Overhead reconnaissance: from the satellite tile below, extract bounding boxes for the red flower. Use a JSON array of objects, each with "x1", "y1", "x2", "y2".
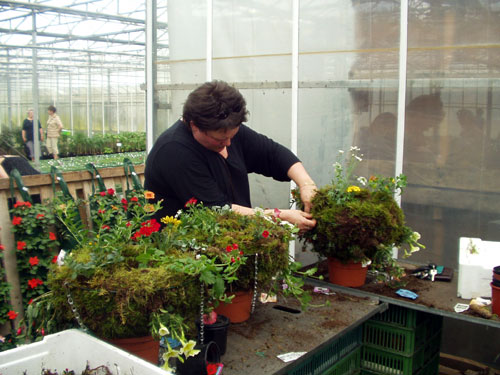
[
  {"x1": 231, "y1": 257, "x2": 235, "y2": 263},
  {"x1": 12, "y1": 216, "x2": 22, "y2": 226},
  {"x1": 239, "y1": 251, "x2": 244, "y2": 256},
  {"x1": 29, "y1": 256, "x2": 39, "y2": 266},
  {"x1": 130, "y1": 197, "x2": 138, "y2": 202},
  {"x1": 52, "y1": 255, "x2": 58, "y2": 264},
  {"x1": 28, "y1": 299, "x2": 34, "y2": 305},
  {"x1": 101, "y1": 225, "x2": 110, "y2": 230},
  {"x1": 98, "y1": 209, "x2": 106, "y2": 214},
  {"x1": 14, "y1": 201, "x2": 31, "y2": 208},
  {"x1": 207, "y1": 363, "x2": 220, "y2": 375},
  {"x1": 226, "y1": 245, "x2": 233, "y2": 253},
  {"x1": 49, "y1": 232, "x2": 57, "y2": 241},
  {"x1": 99, "y1": 191, "x2": 106, "y2": 197},
  {"x1": 121, "y1": 198, "x2": 128, "y2": 205},
  {"x1": 0, "y1": 244, "x2": 4, "y2": 251},
  {"x1": 232, "y1": 243, "x2": 238, "y2": 250},
  {"x1": 262, "y1": 230, "x2": 270, "y2": 238},
  {"x1": 7, "y1": 310, "x2": 18, "y2": 320},
  {"x1": 16, "y1": 327, "x2": 22, "y2": 335},
  {"x1": 41, "y1": 328, "x2": 45, "y2": 336},
  {"x1": 184, "y1": 197, "x2": 198, "y2": 207},
  {"x1": 36, "y1": 213, "x2": 45, "y2": 219},
  {"x1": 126, "y1": 222, "x2": 131, "y2": 227},
  {"x1": 17, "y1": 241, "x2": 26, "y2": 250},
  {"x1": 107, "y1": 188, "x2": 115, "y2": 196},
  {"x1": 28, "y1": 278, "x2": 43, "y2": 289}
]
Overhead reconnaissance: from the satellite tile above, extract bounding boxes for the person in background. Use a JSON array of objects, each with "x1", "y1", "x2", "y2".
[
  {"x1": 22, "y1": 109, "x2": 44, "y2": 161},
  {"x1": 46, "y1": 105, "x2": 64, "y2": 161},
  {"x1": 145, "y1": 80, "x2": 317, "y2": 232}
]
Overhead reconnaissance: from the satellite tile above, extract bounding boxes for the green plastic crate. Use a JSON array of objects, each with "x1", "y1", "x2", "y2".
[
  {"x1": 370, "y1": 305, "x2": 428, "y2": 329},
  {"x1": 423, "y1": 330, "x2": 442, "y2": 364},
  {"x1": 288, "y1": 326, "x2": 363, "y2": 375},
  {"x1": 322, "y1": 346, "x2": 361, "y2": 375},
  {"x1": 361, "y1": 344, "x2": 425, "y2": 375},
  {"x1": 363, "y1": 320, "x2": 427, "y2": 356}
]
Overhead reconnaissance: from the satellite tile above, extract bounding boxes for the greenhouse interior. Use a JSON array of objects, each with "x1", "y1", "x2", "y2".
[{"x1": 0, "y1": 0, "x2": 499, "y2": 374}]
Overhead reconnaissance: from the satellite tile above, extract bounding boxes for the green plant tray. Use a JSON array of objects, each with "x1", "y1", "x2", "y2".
[
  {"x1": 321, "y1": 346, "x2": 361, "y2": 375},
  {"x1": 287, "y1": 326, "x2": 362, "y2": 375}
]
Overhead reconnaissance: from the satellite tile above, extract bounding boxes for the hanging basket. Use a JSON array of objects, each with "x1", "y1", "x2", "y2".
[{"x1": 327, "y1": 257, "x2": 368, "y2": 287}]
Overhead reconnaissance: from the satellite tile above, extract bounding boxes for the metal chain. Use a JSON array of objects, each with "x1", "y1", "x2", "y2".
[
  {"x1": 64, "y1": 282, "x2": 89, "y2": 332},
  {"x1": 251, "y1": 253, "x2": 259, "y2": 313},
  {"x1": 199, "y1": 282, "x2": 205, "y2": 345}
]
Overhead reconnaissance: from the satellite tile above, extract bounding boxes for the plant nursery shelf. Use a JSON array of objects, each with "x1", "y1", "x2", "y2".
[{"x1": 221, "y1": 288, "x2": 385, "y2": 374}]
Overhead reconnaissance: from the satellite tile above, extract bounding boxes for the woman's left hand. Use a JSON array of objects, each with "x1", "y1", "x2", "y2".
[{"x1": 280, "y1": 209, "x2": 316, "y2": 234}]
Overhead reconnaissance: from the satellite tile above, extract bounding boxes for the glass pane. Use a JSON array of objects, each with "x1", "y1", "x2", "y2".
[{"x1": 403, "y1": 0, "x2": 500, "y2": 268}]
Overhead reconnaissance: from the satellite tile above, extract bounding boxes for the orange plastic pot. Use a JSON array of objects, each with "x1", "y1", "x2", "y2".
[
  {"x1": 491, "y1": 282, "x2": 500, "y2": 316},
  {"x1": 108, "y1": 335, "x2": 159, "y2": 364},
  {"x1": 214, "y1": 291, "x2": 253, "y2": 323},
  {"x1": 327, "y1": 257, "x2": 368, "y2": 287}
]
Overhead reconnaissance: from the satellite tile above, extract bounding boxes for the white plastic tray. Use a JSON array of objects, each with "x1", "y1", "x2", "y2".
[{"x1": 0, "y1": 329, "x2": 171, "y2": 375}]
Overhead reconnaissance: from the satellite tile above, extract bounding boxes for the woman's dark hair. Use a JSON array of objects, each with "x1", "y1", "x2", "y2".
[
  {"x1": 182, "y1": 80, "x2": 248, "y2": 131},
  {"x1": 47, "y1": 105, "x2": 57, "y2": 113}
]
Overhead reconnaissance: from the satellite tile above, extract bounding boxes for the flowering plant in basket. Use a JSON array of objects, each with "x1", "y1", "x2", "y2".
[
  {"x1": 27, "y1": 190, "x2": 313, "y2": 370},
  {"x1": 293, "y1": 147, "x2": 424, "y2": 282}
]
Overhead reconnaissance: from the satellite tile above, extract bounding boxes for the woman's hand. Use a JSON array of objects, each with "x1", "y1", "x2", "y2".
[
  {"x1": 279, "y1": 209, "x2": 316, "y2": 234},
  {"x1": 298, "y1": 183, "x2": 317, "y2": 213}
]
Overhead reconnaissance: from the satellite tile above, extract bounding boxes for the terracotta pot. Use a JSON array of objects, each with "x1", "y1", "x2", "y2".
[
  {"x1": 196, "y1": 314, "x2": 230, "y2": 355},
  {"x1": 491, "y1": 282, "x2": 500, "y2": 316},
  {"x1": 214, "y1": 291, "x2": 253, "y2": 323},
  {"x1": 327, "y1": 257, "x2": 368, "y2": 287},
  {"x1": 176, "y1": 341, "x2": 220, "y2": 375},
  {"x1": 108, "y1": 335, "x2": 159, "y2": 364}
]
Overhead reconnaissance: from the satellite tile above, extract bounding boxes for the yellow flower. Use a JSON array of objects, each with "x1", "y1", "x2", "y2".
[
  {"x1": 180, "y1": 340, "x2": 200, "y2": 359},
  {"x1": 161, "y1": 216, "x2": 181, "y2": 226},
  {"x1": 144, "y1": 203, "x2": 155, "y2": 213},
  {"x1": 144, "y1": 190, "x2": 155, "y2": 199},
  {"x1": 346, "y1": 185, "x2": 361, "y2": 193},
  {"x1": 158, "y1": 324, "x2": 170, "y2": 337}
]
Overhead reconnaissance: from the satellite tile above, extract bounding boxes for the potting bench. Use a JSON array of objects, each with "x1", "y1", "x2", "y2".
[{"x1": 221, "y1": 289, "x2": 386, "y2": 374}]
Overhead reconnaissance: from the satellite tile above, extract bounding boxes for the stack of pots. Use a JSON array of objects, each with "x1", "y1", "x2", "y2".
[{"x1": 492, "y1": 266, "x2": 500, "y2": 316}]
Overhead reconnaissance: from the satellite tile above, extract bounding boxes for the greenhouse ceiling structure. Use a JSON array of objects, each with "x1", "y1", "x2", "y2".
[{"x1": 0, "y1": 0, "x2": 168, "y2": 140}]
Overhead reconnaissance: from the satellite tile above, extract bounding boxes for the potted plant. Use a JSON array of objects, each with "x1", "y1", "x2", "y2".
[
  {"x1": 24, "y1": 189, "x2": 312, "y2": 372},
  {"x1": 294, "y1": 147, "x2": 424, "y2": 287}
]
